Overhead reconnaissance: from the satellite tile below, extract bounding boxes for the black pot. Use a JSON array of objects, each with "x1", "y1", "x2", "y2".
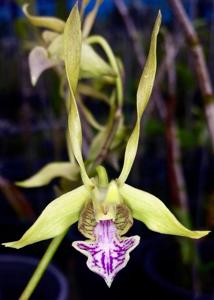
[
  {"x1": 0, "y1": 254, "x2": 69, "y2": 300},
  {"x1": 143, "y1": 237, "x2": 214, "y2": 300}
]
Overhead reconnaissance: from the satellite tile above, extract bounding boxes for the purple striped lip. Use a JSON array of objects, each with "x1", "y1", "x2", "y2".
[{"x1": 72, "y1": 220, "x2": 140, "y2": 287}]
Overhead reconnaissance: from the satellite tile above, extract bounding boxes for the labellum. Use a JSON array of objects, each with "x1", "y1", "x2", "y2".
[{"x1": 73, "y1": 220, "x2": 140, "y2": 287}]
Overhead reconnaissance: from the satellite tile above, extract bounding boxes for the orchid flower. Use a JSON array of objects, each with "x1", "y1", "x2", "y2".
[
  {"x1": 23, "y1": 2, "x2": 115, "y2": 86},
  {"x1": 3, "y1": 6, "x2": 210, "y2": 288},
  {"x1": 17, "y1": 1, "x2": 118, "y2": 188}
]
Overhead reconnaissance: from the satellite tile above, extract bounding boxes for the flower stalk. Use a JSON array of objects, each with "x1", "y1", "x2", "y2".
[{"x1": 19, "y1": 230, "x2": 67, "y2": 300}]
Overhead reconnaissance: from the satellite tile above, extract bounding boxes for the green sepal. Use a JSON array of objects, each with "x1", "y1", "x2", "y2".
[
  {"x1": 16, "y1": 162, "x2": 79, "y2": 188},
  {"x1": 118, "y1": 12, "x2": 161, "y2": 185},
  {"x1": 64, "y1": 4, "x2": 81, "y2": 92},
  {"x1": 3, "y1": 185, "x2": 90, "y2": 248},
  {"x1": 119, "y1": 184, "x2": 210, "y2": 239},
  {"x1": 23, "y1": 4, "x2": 65, "y2": 33},
  {"x1": 82, "y1": 0, "x2": 103, "y2": 38},
  {"x1": 64, "y1": 4, "x2": 93, "y2": 188},
  {"x1": 80, "y1": 43, "x2": 116, "y2": 79}
]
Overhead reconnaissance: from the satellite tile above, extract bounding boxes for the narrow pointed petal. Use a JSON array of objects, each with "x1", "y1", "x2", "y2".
[
  {"x1": 23, "y1": 4, "x2": 65, "y2": 33},
  {"x1": 118, "y1": 12, "x2": 161, "y2": 185},
  {"x1": 80, "y1": 43, "x2": 116, "y2": 79},
  {"x1": 64, "y1": 4, "x2": 93, "y2": 188},
  {"x1": 82, "y1": 0, "x2": 103, "y2": 38},
  {"x1": 119, "y1": 184, "x2": 210, "y2": 239},
  {"x1": 73, "y1": 220, "x2": 140, "y2": 287},
  {"x1": 3, "y1": 186, "x2": 90, "y2": 248},
  {"x1": 29, "y1": 46, "x2": 56, "y2": 86},
  {"x1": 16, "y1": 162, "x2": 79, "y2": 188}
]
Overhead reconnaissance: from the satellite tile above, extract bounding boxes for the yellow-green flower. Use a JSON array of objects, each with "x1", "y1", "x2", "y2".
[
  {"x1": 3, "y1": 5, "x2": 209, "y2": 287},
  {"x1": 23, "y1": 2, "x2": 115, "y2": 86}
]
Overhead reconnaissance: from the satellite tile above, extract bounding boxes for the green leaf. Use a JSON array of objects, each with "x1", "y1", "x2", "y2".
[
  {"x1": 23, "y1": 4, "x2": 65, "y2": 33},
  {"x1": 28, "y1": 46, "x2": 56, "y2": 86},
  {"x1": 118, "y1": 12, "x2": 161, "y2": 185},
  {"x1": 16, "y1": 162, "x2": 79, "y2": 188},
  {"x1": 3, "y1": 185, "x2": 90, "y2": 248},
  {"x1": 64, "y1": 4, "x2": 93, "y2": 188},
  {"x1": 119, "y1": 184, "x2": 210, "y2": 239}
]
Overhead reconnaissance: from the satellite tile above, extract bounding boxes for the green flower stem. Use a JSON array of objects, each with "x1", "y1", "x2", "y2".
[
  {"x1": 19, "y1": 230, "x2": 67, "y2": 300},
  {"x1": 86, "y1": 35, "x2": 123, "y2": 106}
]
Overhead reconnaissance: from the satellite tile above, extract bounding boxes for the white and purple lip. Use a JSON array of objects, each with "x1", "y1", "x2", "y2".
[{"x1": 73, "y1": 219, "x2": 140, "y2": 287}]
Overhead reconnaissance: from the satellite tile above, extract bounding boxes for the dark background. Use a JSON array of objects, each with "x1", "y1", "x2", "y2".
[{"x1": 0, "y1": 0, "x2": 214, "y2": 299}]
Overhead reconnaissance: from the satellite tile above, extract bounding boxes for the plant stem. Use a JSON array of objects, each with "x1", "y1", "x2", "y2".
[
  {"x1": 168, "y1": 0, "x2": 214, "y2": 151},
  {"x1": 19, "y1": 230, "x2": 67, "y2": 300}
]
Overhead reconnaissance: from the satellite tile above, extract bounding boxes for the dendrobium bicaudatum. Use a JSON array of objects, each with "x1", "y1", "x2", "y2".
[{"x1": 3, "y1": 5, "x2": 210, "y2": 287}]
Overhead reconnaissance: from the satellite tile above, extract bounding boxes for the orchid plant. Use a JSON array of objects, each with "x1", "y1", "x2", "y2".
[
  {"x1": 3, "y1": 2, "x2": 210, "y2": 292},
  {"x1": 20, "y1": 0, "x2": 126, "y2": 180}
]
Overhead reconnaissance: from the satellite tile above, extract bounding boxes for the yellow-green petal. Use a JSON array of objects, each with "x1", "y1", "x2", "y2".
[
  {"x1": 119, "y1": 184, "x2": 210, "y2": 239},
  {"x1": 82, "y1": 0, "x2": 103, "y2": 38},
  {"x1": 64, "y1": 4, "x2": 81, "y2": 92},
  {"x1": 64, "y1": 4, "x2": 93, "y2": 188},
  {"x1": 118, "y1": 12, "x2": 161, "y2": 185},
  {"x1": 45, "y1": 33, "x2": 115, "y2": 80},
  {"x1": 23, "y1": 4, "x2": 65, "y2": 33},
  {"x1": 2, "y1": 185, "x2": 90, "y2": 249},
  {"x1": 80, "y1": 43, "x2": 116, "y2": 79},
  {"x1": 16, "y1": 162, "x2": 79, "y2": 188}
]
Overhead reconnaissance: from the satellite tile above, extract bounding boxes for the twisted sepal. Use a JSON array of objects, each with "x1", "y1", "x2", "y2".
[{"x1": 72, "y1": 220, "x2": 140, "y2": 287}]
